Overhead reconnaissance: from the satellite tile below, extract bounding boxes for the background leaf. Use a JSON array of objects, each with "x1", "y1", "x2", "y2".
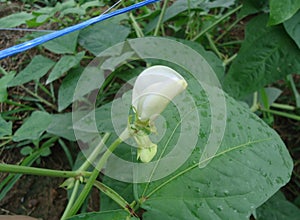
[
  {"x1": 223, "y1": 14, "x2": 300, "y2": 99},
  {"x1": 58, "y1": 66, "x2": 83, "y2": 111},
  {"x1": 284, "y1": 10, "x2": 300, "y2": 49},
  {"x1": 0, "y1": 115, "x2": 12, "y2": 138},
  {"x1": 256, "y1": 191, "x2": 300, "y2": 220},
  {"x1": 13, "y1": 111, "x2": 52, "y2": 142},
  {"x1": 78, "y1": 20, "x2": 130, "y2": 55},
  {"x1": 47, "y1": 113, "x2": 76, "y2": 141},
  {"x1": 238, "y1": 0, "x2": 268, "y2": 19},
  {"x1": 46, "y1": 51, "x2": 85, "y2": 84},
  {"x1": 8, "y1": 55, "x2": 55, "y2": 87},
  {"x1": 268, "y1": 0, "x2": 300, "y2": 25},
  {"x1": 0, "y1": 72, "x2": 15, "y2": 102},
  {"x1": 42, "y1": 31, "x2": 79, "y2": 54},
  {"x1": 0, "y1": 12, "x2": 34, "y2": 28}
]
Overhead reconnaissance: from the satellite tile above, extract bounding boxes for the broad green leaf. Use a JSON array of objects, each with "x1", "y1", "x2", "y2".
[
  {"x1": 46, "y1": 51, "x2": 85, "y2": 84},
  {"x1": 256, "y1": 191, "x2": 300, "y2": 220},
  {"x1": 102, "y1": 85, "x2": 292, "y2": 217},
  {"x1": 58, "y1": 66, "x2": 83, "y2": 111},
  {"x1": 0, "y1": 115, "x2": 12, "y2": 138},
  {"x1": 268, "y1": 0, "x2": 300, "y2": 25},
  {"x1": 0, "y1": 12, "x2": 34, "y2": 28},
  {"x1": 42, "y1": 31, "x2": 79, "y2": 54},
  {"x1": 47, "y1": 113, "x2": 76, "y2": 141},
  {"x1": 139, "y1": 93, "x2": 292, "y2": 220},
  {"x1": 145, "y1": 0, "x2": 235, "y2": 33},
  {"x1": 40, "y1": 147, "x2": 51, "y2": 157},
  {"x1": 68, "y1": 209, "x2": 129, "y2": 220},
  {"x1": 20, "y1": 146, "x2": 33, "y2": 156},
  {"x1": 99, "y1": 83, "x2": 292, "y2": 220},
  {"x1": 0, "y1": 72, "x2": 15, "y2": 102},
  {"x1": 81, "y1": 0, "x2": 104, "y2": 10},
  {"x1": 172, "y1": 38, "x2": 225, "y2": 81},
  {"x1": 8, "y1": 56, "x2": 55, "y2": 87},
  {"x1": 13, "y1": 111, "x2": 52, "y2": 142},
  {"x1": 61, "y1": 7, "x2": 86, "y2": 16},
  {"x1": 78, "y1": 20, "x2": 130, "y2": 55},
  {"x1": 223, "y1": 14, "x2": 300, "y2": 99},
  {"x1": 238, "y1": 0, "x2": 268, "y2": 19},
  {"x1": 284, "y1": 10, "x2": 300, "y2": 49}
]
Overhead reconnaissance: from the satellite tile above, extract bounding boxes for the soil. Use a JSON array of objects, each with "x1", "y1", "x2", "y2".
[{"x1": 0, "y1": 147, "x2": 68, "y2": 219}]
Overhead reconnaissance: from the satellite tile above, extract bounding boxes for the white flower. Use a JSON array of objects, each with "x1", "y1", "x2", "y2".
[
  {"x1": 130, "y1": 65, "x2": 187, "y2": 163},
  {"x1": 132, "y1": 65, "x2": 188, "y2": 122}
]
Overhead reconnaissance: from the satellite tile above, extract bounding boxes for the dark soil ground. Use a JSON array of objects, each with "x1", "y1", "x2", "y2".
[
  {"x1": 0, "y1": 147, "x2": 68, "y2": 219},
  {"x1": 0, "y1": 2, "x2": 299, "y2": 220}
]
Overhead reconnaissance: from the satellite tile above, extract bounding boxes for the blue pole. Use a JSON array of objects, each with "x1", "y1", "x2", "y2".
[{"x1": 0, "y1": 0, "x2": 160, "y2": 60}]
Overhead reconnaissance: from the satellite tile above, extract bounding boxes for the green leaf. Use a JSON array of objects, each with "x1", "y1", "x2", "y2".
[
  {"x1": 8, "y1": 56, "x2": 55, "y2": 87},
  {"x1": 258, "y1": 87, "x2": 282, "y2": 108},
  {"x1": 68, "y1": 209, "x2": 129, "y2": 220},
  {"x1": 101, "y1": 86, "x2": 292, "y2": 219},
  {"x1": 284, "y1": 10, "x2": 300, "y2": 49},
  {"x1": 173, "y1": 38, "x2": 225, "y2": 81},
  {"x1": 42, "y1": 31, "x2": 79, "y2": 54},
  {"x1": 223, "y1": 14, "x2": 300, "y2": 99},
  {"x1": 40, "y1": 147, "x2": 51, "y2": 157},
  {"x1": 0, "y1": 115, "x2": 12, "y2": 138},
  {"x1": 58, "y1": 66, "x2": 83, "y2": 111},
  {"x1": 20, "y1": 146, "x2": 33, "y2": 156},
  {"x1": 238, "y1": 0, "x2": 268, "y2": 19},
  {"x1": 46, "y1": 51, "x2": 85, "y2": 84},
  {"x1": 13, "y1": 111, "x2": 52, "y2": 142},
  {"x1": 78, "y1": 20, "x2": 130, "y2": 55},
  {"x1": 81, "y1": 0, "x2": 104, "y2": 10},
  {"x1": 46, "y1": 113, "x2": 76, "y2": 141},
  {"x1": 0, "y1": 72, "x2": 15, "y2": 102},
  {"x1": 268, "y1": 0, "x2": 300, "y2": 25},
  {"x1": 0, "y1": 12, "x2": 34, "y2": 28},
  {"x1": 256, "y1": 191, "x2": 300, "y2": 220},
  {"x1": 139, "y1": 94, "x2": 292, "y2": 220}
]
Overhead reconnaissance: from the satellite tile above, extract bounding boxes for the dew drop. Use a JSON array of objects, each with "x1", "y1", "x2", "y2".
[{"x1": 223, "y1": 190, "x2": 229, "y2": 196}]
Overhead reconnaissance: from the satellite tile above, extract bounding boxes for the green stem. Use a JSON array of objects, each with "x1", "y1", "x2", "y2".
[
  {"x1": 129, "y1": 13, "x2": 144, "y2": 37},
  {"x1": 192, "y1": 5, "x2": 243, "y2": 41},
  {"x1": 223, "y1": 53, "x2": 237, "y2": 66},
  {"x1": 20, "y1": 85, "x2": 57, "y2": 111},
  {"x1": 0, "y1": 163, "x2": 91, "y2": 178},
  {"x1": 0, "y1": 139, "x2": 12, "y2": 148},
  {"x1": 61, "y1": 179, "x2": 80, "y2": 220},
  {"x1": 65, "y1": 129, "x2": 130, "y2": 218},
  {"x1": 215, "y1": 17, "x2": 242, "y2": 42},
  {"x1": 205, "y1": 33, "x2": 223, "y2": 59},
  {"x1": 250, "y1": 92, "x2": 259, "y2": 112},
  {"x1": 271, "y1": 103, "x2": 296, "y2": 111},
  {"x1": 78, "y1": 133, "x2": 111, "y2": 172},
  {"x1": 154, "y1": 0, "x2": 169, "y2": 36},
  {"x1": 94, "y1": 180, "x2": 132, "y2": 214},
  {"x1": 260, "y1": 108, "x2": 300, "y2": 121}
]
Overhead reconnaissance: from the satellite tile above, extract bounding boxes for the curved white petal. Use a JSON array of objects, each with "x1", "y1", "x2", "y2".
[{"x1": 132, "y1": 65, "x2": 187, "y2": 121}]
